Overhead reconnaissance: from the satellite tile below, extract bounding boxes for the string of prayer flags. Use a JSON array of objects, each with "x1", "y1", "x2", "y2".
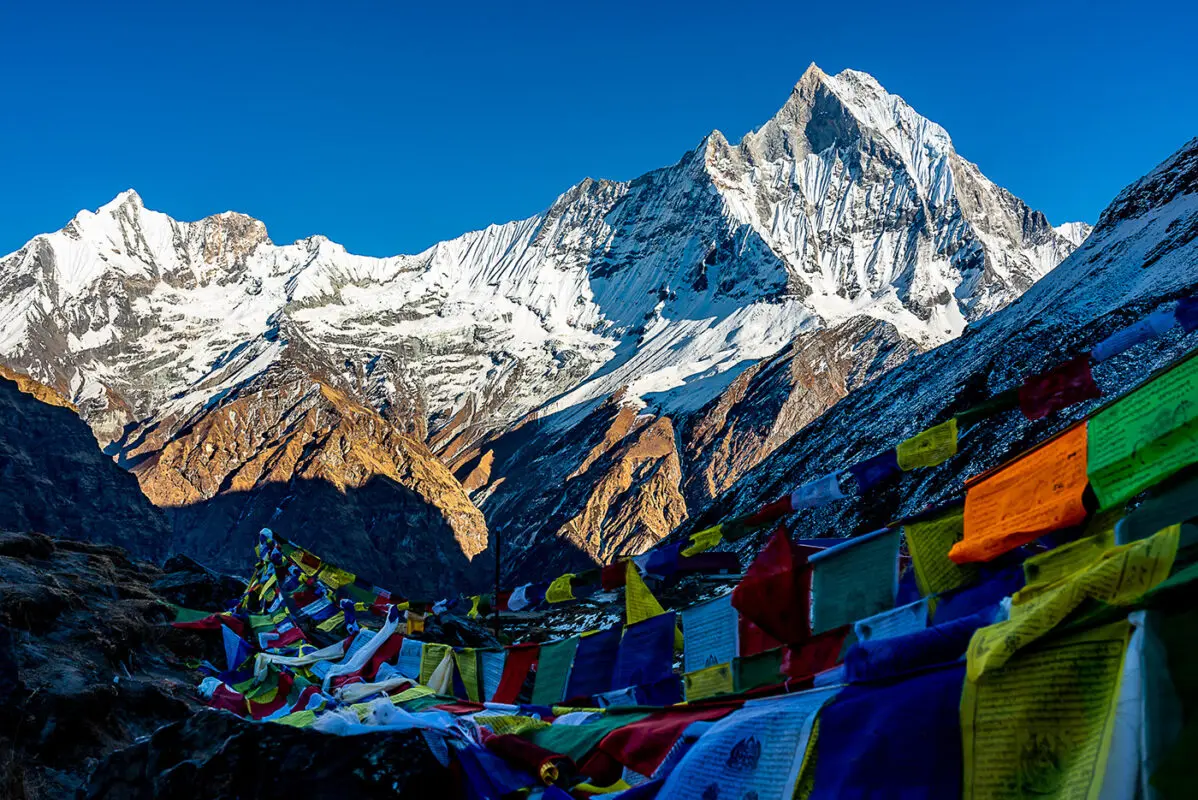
[
  {"x1": 896, "y1": 418, "x2": 958, "y2": 471},
  {"x1": 565, "y1": 625, "x2": 620, "y2": 699},
  {"x1": 731, "y1": 527, "x2": 814, "y2": 645},
  {"x1": 965, "y1": 524, "x2": 1179, "y2": 680},
  {"x1": 613, "y1": 613, "x2": 676, "y2": 691},
  {"x1": 492, "y1": 643, "x2": 540, "y2": 705},
  {"x1": 852, "y1": 598, "x2": 929, "y2": 643},
  {"x1": 848, "y1": 449, "x2": 901, "y2": 493},
  {"x1": 1087, "y1": 353, "x2": 1198, "y2": 509},
  {"x1": 1019, "y1": 354, "x2": 1102, "y2": 420},
  {"x1": 809, "y1": 528, "x2": 900, "y2": 635},
  {"x1": 545, "y1": 574, "x2": 575, "y2": 604},
  {"x1": 681, "y1": 525, "x2": 723, "y2": 557},
  {"x1": 681, "y1": 594, "x2": 739, "y2": 672},
  {"x1": 790, "y1": 472, "x2": 846, "y2": 510},
  {"x1": 951, "y1": 423, "x2": 1090, "y2": 565},
  {"x1": 1092, "y1": 307, "x2": 1178, "y2": 362},
  {"x1": 961, "y1": 621, "x2": 1131, "y2": 800},
  {"x1": 904, "y1": 506, "x2": 978, "y2": 599},
  {"x1": 479, "y1": 649, "x2": 508, "y2": 702},
  {"x1": 682, "y1": 663, "x2": 734, "y2": 701},
  {"x1": 531, "y1": 637, "x2": 579, "y2": 706}
]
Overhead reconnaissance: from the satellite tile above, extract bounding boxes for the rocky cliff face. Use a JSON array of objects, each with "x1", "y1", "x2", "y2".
[
  {"x1": 0, "y1": 66, "x2": 1085, "y2": 591},
  {"x1": 675, "y1": 137, "x2": 1198, "y2": 553},
  {"x1": 0, "y1": 368, "x2": 170, "y2": 559}
]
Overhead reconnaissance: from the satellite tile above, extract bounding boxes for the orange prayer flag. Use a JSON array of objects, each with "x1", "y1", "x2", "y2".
[{"x1": 950, "y1": 424, "x2": 1089, "y2": 564}]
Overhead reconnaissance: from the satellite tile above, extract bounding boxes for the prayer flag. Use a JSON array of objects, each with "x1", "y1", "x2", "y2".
[
  {"x1": 493, "y1": 643, "x2": 540, "y2": 705},
  {"x1": 319, "y1": 564, "x2": 356, "y2": 589},
  {"x1": 455, "y1": 649, "x2": 481, "y2": 702},
  {"x1": 852, "y1": 598, "x2": 928, "y2": 643},
  {"x1": 733, "y1": 648, "x2": 784, "y2": 693},
  {"x1": 812, "y1": 664, "x2": 964, "y2": 800},
  {"x1": 420, "y1": 643, "x2": 452, "y2": 685},
  {"x1": 1019, "y1": 354, "x2": 1102, "y2": 420},
  {"x1": 952, "y1": 423, "x2": 1089, "y2": 564},
  {"x1": 1092, "y1": 308, "x2": 1176, "y2": 361},
  {"x1": 613, "y1": 614, "x2": 676, "y2": 691},
  {"x1": 546, "y1": 574, "x2": 576, "y2": 604},
  {"x1": 848, "y1": 449, "x2": 900, "y2": 493},
  {"x1": 531, "y1": 637, "x2": 579, "y2": 706},
  {"x1": 961, "y1": 622, "x2": 1131, "y2": 800},
  {"x1": 782, "y1": 626, "x2": 851, "y2": 681},
  {"x1": 682, "y1": 526, "x2": 723, "y2": 557},
  {"x1": 654, "y1": 689, "x2": 834, "y2": 800},
  {"x1": 743, "y1": 497, "x2": 795, "y2": 528},
  {"x1": 738, "y1": 613, "x2": 783, "y2": 658},
  {"x1": 480, "y1": 649, "x2": 508, "y2": 702},
  {"x1": 397, "y1": 637, "x2": 423, "y2": 680},
  {"x1": 731, "y1": 528, "x2": 814, "y2": 645},
  {"x1": 789, "y1": 472, "x2": 846, "y2": 509},
  {"x1": 896, "y1": 418, "x2": 958, "y2": 471},
  {"x1": 681, "y1": 594, "x2": 739, "y2": 672},
  {"x1": 683, "y1": 663, "x2": 734, "y2": 701},
  {"x1": 904, "y1": 506, "x2": 978, "y2": 598},
  {"x1": 809, "y1": 528, "x2": 900, "y2": 634},
  {"x1": 601, "y1": 562, "x2": 627, "y2": 590},
  {"x1": 565, "y1": 625, "x2": 620, "y2": 700},
  {"x1": 1087, "y1": 354, "x2": 1198, "y2": 508},
  {"x1": 965, "y1": 524, "x2": 1178, "y2": 679}
]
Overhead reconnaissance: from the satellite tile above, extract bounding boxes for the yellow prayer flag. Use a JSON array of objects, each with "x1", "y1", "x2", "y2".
[
  {"x1": 896, "y1": 418, "x2": 958, "y2": 471},
  {"x1": 420, "y1": 643, "x2": 452, "y2": 685},
  {"x1": 625, "y1": 561, "x2": 665, "y2": 624},
  {"x1": 546, "y1": 573, "x2": 576, "y2": 603},
  {"x1": 319, "y1": 564, "x2": 356, "y2": 589},
  {"x1": 682, "y1": 525, "x2": 723, "y2": 557},
  {"x1": 467, "y1": 596, "x2": 481, "y2": 618},
  {"x1": 904, "y1": 507, "x2": 977, "y2": 599},
  {"x1": 683, "y1": 663, "x2": 734, "y2": 701},
  {"x1": 456, "y1": 649, "x2": 480, "y2": 702},
  {"x1": 966, "y1": 524, "x2": 1178, "y2": 680},
  {"x1": 407, "y1": 611, "x2": 425, "y2": 635},
  {"x1": 962, "y1": 621, "x2": 1130, "y2": 800},
  {"x1": 483, "y1": 715, "x2": 553, "y2": 736},
  {"x1": 625, "y1": 562, "x2": 684, "y2": 650},
  {"x1": 316, "y1": 611, "x2": 345, "y2": 632}
]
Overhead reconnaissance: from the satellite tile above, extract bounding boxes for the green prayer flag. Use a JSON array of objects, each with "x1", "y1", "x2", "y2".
[
  {"x1": 734, "y1": 648, "x2": 785, "y2": 693},
  {"x1": 1088, "y1": 355, "x2": 1198, "y2": 509},
  {"x1": 530, "y1": 636, "x2": 579, "y2": 706},
  {"x1": 525, "y1": 710, "x2": 652, "y2": 762}
]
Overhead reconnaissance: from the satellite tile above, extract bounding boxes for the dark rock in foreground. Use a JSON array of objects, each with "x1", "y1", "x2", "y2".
[{"x1": 82, "y1": 711, "x2": 452, "y2": 800}]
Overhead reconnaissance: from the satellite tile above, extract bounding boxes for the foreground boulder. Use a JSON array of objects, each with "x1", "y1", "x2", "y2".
[
  {"x1": 82, "y1": 710, "x2": 452, "y2": 799},
  {"x1": 0, "y1": 532, "x2": 233, "y2": 797}
]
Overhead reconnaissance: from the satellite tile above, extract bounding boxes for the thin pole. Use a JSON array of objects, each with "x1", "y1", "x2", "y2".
[{"x1": 493, "y1": 526, "x2": 501, "y2": 639}]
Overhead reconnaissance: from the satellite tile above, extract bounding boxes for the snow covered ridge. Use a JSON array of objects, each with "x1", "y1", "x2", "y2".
[{"x1": 0, "y1": 64, "x2": 1080, "y2": 449}]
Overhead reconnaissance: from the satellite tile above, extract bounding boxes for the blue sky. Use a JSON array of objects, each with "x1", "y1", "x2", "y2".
[{"x1": 1, "y1": 0, "x2": 1194, "y2": 258}]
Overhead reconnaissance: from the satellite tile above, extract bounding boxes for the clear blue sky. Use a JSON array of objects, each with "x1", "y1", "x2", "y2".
[{"x1": 1, "y1": 0, "x2": 1195, "y2": 258}]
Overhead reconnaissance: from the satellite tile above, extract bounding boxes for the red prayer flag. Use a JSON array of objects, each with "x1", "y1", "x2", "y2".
[
  {"x1": 492, "y1": 643, "x2": 540, "y2": 705},
  {"x1": 601, "y1": 561, "x2": 628, "y2": 590},
  {"x1": 1019, "y1": 355, "x2": 1102, "y2": 421},
  {"x1": 731, "y1": 527, "x2": 817, "y2": 645},
  {"x1": 364, "y1": 633, "x2": 405, "y2": 681},
  {"x1": 248, "y1": 671, "x2": 295, "y2": 720},
  {"x1": 743, "y1": 497, "x2": 794, "y2": 528},
  {"x1": 738, "y1": 613, "x2": 783, "y2": 658},
  {"x1": 598, "y1": 705, "x2": 737, "y2": 776},
  {"x1": 781, "y1": 625, "x2": 852, "y2": 681}
]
